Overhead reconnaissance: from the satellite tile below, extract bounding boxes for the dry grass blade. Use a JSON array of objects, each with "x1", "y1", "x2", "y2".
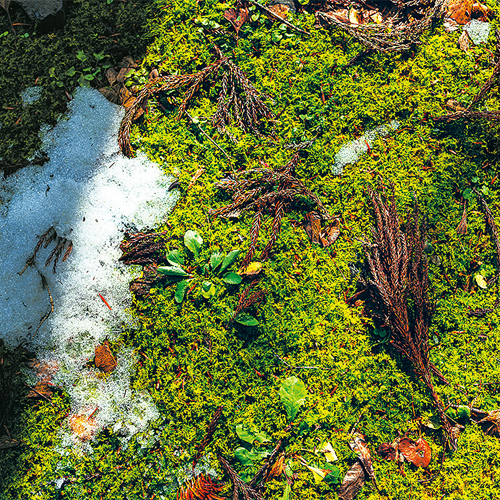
[
  {"x1": 456, "y1": 201, "x2": 468, "y2": 234},
  {"x1": 362, "y1": 185, "x2": 456, "y2": 450}
]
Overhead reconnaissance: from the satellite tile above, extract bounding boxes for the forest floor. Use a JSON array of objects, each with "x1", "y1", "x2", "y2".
[{"x1": 1, "y1": 0, "x2": 500, "y2": 499}]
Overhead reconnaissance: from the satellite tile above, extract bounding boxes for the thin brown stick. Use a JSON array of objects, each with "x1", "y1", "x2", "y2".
[
  {"x1": 32, "y1": 274, "x2": 54, "y2": 338},
  {"x1": 248, "y1": 0, "x2": 310, "y2": 35}
]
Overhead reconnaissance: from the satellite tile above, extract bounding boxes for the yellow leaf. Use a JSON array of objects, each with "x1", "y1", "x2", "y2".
[{"x1": 475, "y1": 274, "x2": 488, "y2": 289}]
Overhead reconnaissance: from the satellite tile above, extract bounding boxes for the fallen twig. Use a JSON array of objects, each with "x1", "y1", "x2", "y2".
[
  {"x1": 248, "y1": 0, "x2": 310, "y2": 35},
  {"x1": 32, "y1": 274, "x2": 54, "y2": 338}
]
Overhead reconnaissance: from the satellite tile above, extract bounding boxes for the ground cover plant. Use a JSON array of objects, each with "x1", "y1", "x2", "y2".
[{"x1": 2, "y1": 0, "x2": 500, "y2": 499}]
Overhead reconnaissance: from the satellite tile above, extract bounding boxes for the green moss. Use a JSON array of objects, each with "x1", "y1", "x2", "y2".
[{"x1": 2, "y1": 0, "x2": 500, "y2": 498}]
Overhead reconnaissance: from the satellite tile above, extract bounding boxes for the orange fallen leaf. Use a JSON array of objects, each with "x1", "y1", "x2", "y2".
[
  {"x1": 94, "y1": 340, "x2": 117, "y2": 373},
  {"x1": 223, "y1": 7, "x2": 249, "y2": 35},
  {"x1": 398, "y1": 437, "x2": 431, "y2": 467}
]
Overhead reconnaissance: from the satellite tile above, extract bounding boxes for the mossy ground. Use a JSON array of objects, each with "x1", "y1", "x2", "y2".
[{"x1": 2, "y1": 0, "x2": 500, "y2": 498}]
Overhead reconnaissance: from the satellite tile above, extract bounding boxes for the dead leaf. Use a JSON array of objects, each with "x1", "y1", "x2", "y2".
[
  {"x1": 458, "y1": 30, "x2": 471, "y2": 51},
  {"x1": 444, "y1": 0, "x2": 492, "y2": 24},
  {"x1": 319, "y1": 219, "x2": 340, "y2": 247},
  {"x1": 69, "y1": 413, "x2": 98, "y2": 441},
  {"x1": 242, "y1": 261, "x2": 263, "y2": 278},
  {"x1": 446, "y1": 99, "x2": 466, "y2": 112},
  {"x1": 377, "y1": 442, "x2": 396, "y2": 461},
  {"x1": 349, "y1": 433, "x2": 376, "y2": 481},
  {"x1": 338, "y1": 461, "x2": 366, "y2": 500},
  {"x1": 116, "y1": 66, "x2": 133, "y2": 84},
  {"x1": 446, "y1": 0, "x2": 474, "y2": 24},
  {"x1": 98, "y1": 86, "x2": 121, "y2": 105},
  {"x1": 303, "y1": 211, "x2": 322, "y2": 244},
  {"x1": 476, "y1": 409, "x2": 500, "y2": 438},
  {"x1": 223, "y1": 7, "x2": 249, "y2": 35},
  {"x1": 325, "y1": 9, "x2": 350, "y2": 23},
  {"x1": 349, "y1": 8, "x2": 361, "y2": 25},
  {"x1": 475, "y1": 274, "x2": 488, "y2": 289},
  {"x1": 27, "y1": 358, "x2": 58, "y2": 398},
  {"x1": 117, "y1": 55, "x2": 137, "y2": 69},
  {"x1": 94, "y1": 341, "x2": 117, "y2": 373},
  {"x1": 267, "y1": 3, "x2": 289, "y2": 19},
  {"x1": 105, "y1": 67, "x2": 118, "y2": 87},
  {"x1": 398, "y1": 437, "x2": 431, "y2": 467}
]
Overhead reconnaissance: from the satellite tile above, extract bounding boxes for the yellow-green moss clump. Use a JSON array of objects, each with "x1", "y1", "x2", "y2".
[{"x1": 2, "y1": 0, "x2": 500, "y2": 498}]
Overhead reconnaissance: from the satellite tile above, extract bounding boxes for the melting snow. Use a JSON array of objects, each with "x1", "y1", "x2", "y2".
[{"x1": 0, "y1": 87, "x2": 179, "y2": 449}]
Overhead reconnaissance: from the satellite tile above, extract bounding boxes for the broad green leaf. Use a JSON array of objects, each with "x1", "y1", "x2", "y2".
[
  {"x1": 157, "y1": 266, "x2": 188, "y2": 277},
  {"x1": 65, "y1": 67, "x2": 76, "y2": 76},
  {"x1": 184, "y1": 230, "x2": 203, "y2": 257},
  {"x1": 167, "y1": 249, "x2": 184, "y2": 267},
  {"x1": 234, "y1": 447, "x2": 270, "y2": 466},
  {"x1": 223, "y1": 272, "x2": 242, "y2": 285},
  {"x1": 210, "y1": 251, "x2": 224, "y2": 271},
  {"x1": 219, "y1": 249, "x2": 240, "y2": 274},
  {"x1": 76, "y1": 50, "x2": 87, "y2": 61},
  {"x1": 84, "y1": 74, "x2": 94, "y2": 81},
  {"x1": 174, "y1": 280, "x2": 190, "y2": 304},
  {"x1": 236, "y1": 424, "x2": 270, "y2": 444},
  {"x1": 279, "y1": 376, "x2": 307, "y2": 421},
  {"x1": 234, "y1": 313, "x2": 259, "y2": 326},
  {"x1": 201, "y1": 280, "x2": 216, "y2": 299}
]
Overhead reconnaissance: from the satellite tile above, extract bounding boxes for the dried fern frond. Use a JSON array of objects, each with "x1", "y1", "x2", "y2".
[
  {"x1": 362, "y1": 185, "x2": 456, "y2": 450},
  {"x1": 118, "y1": 51, "x2": 273, "y2": 157},
  {"x1": 211, "y1": 152, "x2": 331, "y2": 263}
]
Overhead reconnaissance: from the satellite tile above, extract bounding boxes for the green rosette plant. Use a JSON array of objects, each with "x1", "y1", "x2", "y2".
[{"x1": 157, "y1": 230, "x2": 257, "y2": 325}]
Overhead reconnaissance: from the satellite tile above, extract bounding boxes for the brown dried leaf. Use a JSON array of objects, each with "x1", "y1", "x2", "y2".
[
  {"x1": 458, "y1": 30, "x2": 471, "y2": 52},
  {"x1": 398, "y1": 437, "x2": 431, "y2": 467},
  {"x1": 303, "y1": 211, "x2": 322, "y2": 244},
  {"x1": 267, "y1": 3, "x2": 289, "y2": 19},
  {"x1": 95, "y1": 341, "x2": 117, "y2": 373},
  {"x1": 338, "y1": 461, "x2": 366, "y2": 500},
  {"x1": 456, "y1": 202, "x2": 468, "y2": 234},
  {"x1": 105, "y1": 67, "x2": 118, "y2": 87},
  {"x1": 223, "y1": 7, "x2": 249, "y2": 35},
  {"x1": 116, "y1": 66, "x2": 133, "y2": 84},
  {"x1": 98, "y1": 86, "x2": 121, "y2": 105},
  {"x1": 377, "y1": 442, "x2": 396, "y2": 461},
  {"x1": 117, "y1": 55, "x2": 137, "y2": 69},
  {"x1": 324, "y1": 10, "x2": 350, "y2": 23},
  {"x1": 27, "y1": 358, "x2": 58, "y2": 397},
  {"x1": 445, "y1": 0, "x2": 474, "y2": 24},
  {"x1": 320, "y1": 219, "x2": 340, "y2": 247},
  {"x1": 349, "y1": 8, "x2": 361, "y2": 25},
  {"x1": 27, "y1": 382, "x2": 53, "y2": 399},
  {"x1": 477, "y1": 409, "x2": 500, "y2": 438},
  {"x1": 349, "y1": 433, "x2": 375, "y2": 480}
]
